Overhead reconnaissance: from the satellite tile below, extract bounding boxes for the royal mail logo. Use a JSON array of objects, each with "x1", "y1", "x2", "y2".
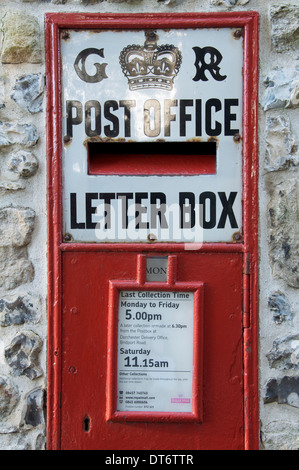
[
  {"x1": 72, "y1": 32, "x2": 228, "y2": 90},
  {"x1": 119, "y1": 30, "x2": 182, "y2": 91}
]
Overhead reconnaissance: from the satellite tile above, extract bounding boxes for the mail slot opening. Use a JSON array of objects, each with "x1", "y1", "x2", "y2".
[{"x1": 88, "y1": 141, "x2": 216, "y2": 175}]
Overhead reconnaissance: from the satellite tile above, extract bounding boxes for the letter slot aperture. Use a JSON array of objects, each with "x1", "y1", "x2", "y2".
[{"x1": 88, "y1": 141, "x2": 216, "y2": 176}]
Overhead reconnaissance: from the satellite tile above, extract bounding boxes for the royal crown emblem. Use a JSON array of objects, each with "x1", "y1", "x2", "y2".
[{"x1": 119, "y1": 30, "x2": 182, "y2": 91}]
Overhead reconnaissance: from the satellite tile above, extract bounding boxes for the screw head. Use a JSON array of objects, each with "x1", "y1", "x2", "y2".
[
  {"x1": 63, "y1": 233, "x2": 72, "y2": 242},
  {"x1": 147, "y1": 233, "x2": 157, "y2": 242},
  {"x1": 233, "y1": 232, "x2": 241, "y2": 241},
  {"x1": 62, "y1": 31, "x2": 70, "y2": 40},
  {"x1": 233, "y1": 133, "x2": 242, "y2": 143},
  {"x1": 233, "y1": 29, "x2": 243, "y2": 39}
]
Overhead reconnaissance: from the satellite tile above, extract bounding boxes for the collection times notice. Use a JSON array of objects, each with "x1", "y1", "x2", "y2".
[{"x1": 117, "y1": 290, "x2": 194, "y2": 413}]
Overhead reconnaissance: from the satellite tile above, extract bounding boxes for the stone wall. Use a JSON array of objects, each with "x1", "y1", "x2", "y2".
[
  {"x1": 259, "y1": 2, "x2": 299, "y2": 450},
  {"x1": 0, "y1": 0, "x2": 298, "y2": 450}
]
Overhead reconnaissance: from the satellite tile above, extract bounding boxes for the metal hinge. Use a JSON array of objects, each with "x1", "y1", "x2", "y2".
[{"x1": 243, "y1": 253, "x2": 250, "y2": 329}]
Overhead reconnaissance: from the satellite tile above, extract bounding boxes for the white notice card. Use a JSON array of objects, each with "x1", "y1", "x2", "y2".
[{"x1": 117, "y1": 290, "x2": 194, "y2": 413}]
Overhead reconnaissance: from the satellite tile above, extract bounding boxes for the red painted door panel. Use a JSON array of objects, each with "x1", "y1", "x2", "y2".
[{"x1": 60, "y1": 251, "x2": 244, "y2": 450}]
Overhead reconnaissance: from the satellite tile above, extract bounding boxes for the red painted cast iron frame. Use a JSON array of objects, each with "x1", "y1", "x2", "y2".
[
  {"x1": 106, "y1": 254, "x2": 204, "y2": 423},
  {"x1": 45, "y1": 12, "x2": 259, "y2": 450}
]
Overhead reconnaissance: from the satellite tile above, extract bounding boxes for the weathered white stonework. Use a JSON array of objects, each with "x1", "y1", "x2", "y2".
[
  {"x1": 261, "y1": 420, "x2": 299, "y2": 450},
  {"x1": 0, "y1": 78, "x2": 5, "y2": 110},
  {"x1": 0, "y1": 247, "x2": 34, "y2": 290},
  {"x1": 268, "y1": 291, "x2": 293, "y2": 325},
  {"x1": 263, "y1": 67, "x2": 299, "y2": 111},
  {"x1": 267, "y1": 178, "x2": 299, "y2": 288},
  {"x1": 267, "y1": 335, "x2": 299, "y2": 370},
  {"x1": 1, "y1": 12, "x2": 42, "y2": 64},
  {"x1": 11, "y1": 74, "x2": 44, "y2": 114},
  {"x1": 264, "y1": 115, "x2": 298, "y2": 172},
  {"x1": 0, "y1": 295, "x2": 41, "y2": 327},
  {"x1": 4, "y1": 331, "x2": 43, "y2": 380},
  {"x1": 0, "y1": 207, "x2": 35, "y2": 247},
  {"x1": 210, "y1": 0, "x2": 250, "y2": 6},
  {"x1": 20, "y1": 387, "x2": 45, "y2": 430},
  {"x1": 8, "y1": 151, "x2": 39, "y2": 178},
  {"x1": 0, "y1": 122, "x2": 39, "y2": 147},
  {"x1": 0, "y1": 375, "x2": 19, "y2": 421},
  {"x1": 270, "y1": 4, "x2": 299, "y2": 54}
]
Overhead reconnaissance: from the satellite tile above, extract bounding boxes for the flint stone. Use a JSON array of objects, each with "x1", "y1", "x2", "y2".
[
  {"x1": 0, "y1": 376, "x2": 19, "y2": 420},
  {"x1": 0, "y1": 206, "x2": 35, "y2": 247},
  {"x1": 0, "y1": 207, "x2": 35, "y2": 289},
  {"x1": 0, "y1": 246, "x2": 34, "y2": 290},
  {"x1": 79, "y1": 0, "x2": 102, "y2": 3},
  {"x1": 0, "y1": 181, "x2": 24, "y2": 195},
  {"x1": 11, "y1": 74, "x2": 44, "y2": 114},
  {"x1": 8, "y1": 150, "x2": 39, "y2": 178},
  {"x1": 210, "y1": 0, "x2": 249, "y2": 5},
  {"x1": 156, "y1": 0, "x2": 176, "y2": 4},
  {"x1": 0, "y1": 77, "x2": 5, "y2": 109},
  {"x1": 0, "y1": 432, "x2": 31, "y2": 449},
  {"x1": 1, "y1": 12, "x2": 42, "y2": 64},
  {"x1": 5, "y1": 331, "x2": 43, "y2": 380},
  {"x1": 263, "y1": 68, "x2": 299, "y2": 110},
  {"x1": 21, "y1": 388, "x2": 45, "y2": 429},
  {"x1": 265, "y1": 116, "x2": 298, "y2": 172},
  {"x1": 22, "y1": 0, "x2": 67, "y2": 2},
  {"x1": 35, "y1": 433, "x2": 46, "y2": 450},
  {"x1": 261, "y1": 420, "x2": 299, "y2": 450},
  {"x1": 268, "y1": 291, "x2": 293, "y2": 324},
  {"x1": 267, "y1": 334, "x2": 299, "y2": 370},
  {"x1": 267, "y1": 178, "x2": 299, "y2": 288},
  {"x1": 270, "y1": 4, "x2": 299, "y2": 54},
  {"x1": 0, "y1": 295, "x2": 40, "y2": 327},
  {"x1": 106, "y1": 0, "x2": 141, "y2": 3},
  {"x1": 264, "y1": 376, "x2": 299, "y2": 408},
  {"x1": 0, "y1": 122, "x2": 39, "y2": 147}
]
